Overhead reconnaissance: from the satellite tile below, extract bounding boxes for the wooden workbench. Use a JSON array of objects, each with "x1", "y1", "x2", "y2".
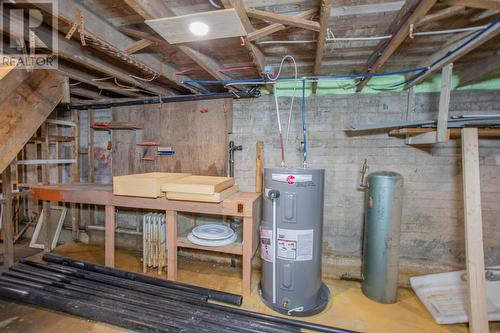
[{"x1": 30, "y1": 184, "x2": 261, "y2": 294}]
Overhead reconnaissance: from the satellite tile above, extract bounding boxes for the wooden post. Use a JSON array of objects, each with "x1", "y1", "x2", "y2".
[
  {"x1": 88, "y1": 110, "x2": 95, "y2": 227},
  {"x1": 242, "y1": 216, "x2": 254, "y2": 294},
  {"x1": 105, "y1": 205, "x2": 115, "y2": 267},
  {"x1": 255, "y1": 141, "x2": 263, "y2": 193},
  {"x1": 41, "y1": 122, "x2": 52, "y2": 252},
  {"x1": 461, "y1": 128, "x2": 489, "y2": 333},
  {"x1": 166, "y1": 210, "x2": 178, "y2": 280},
  {"x1": 437, "y1": 63, "x2": 452, "y2": 143},
  {"x1": 71, "y1": 109, "x2": 80, "y2": 241},
  {"x1": 2, "y1": 165, "x2": 14, "y2": 268}
]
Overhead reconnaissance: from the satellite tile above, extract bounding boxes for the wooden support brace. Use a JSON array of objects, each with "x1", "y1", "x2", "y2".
[
  {"x1": 166, "y1": 210, "x2": 178, "y2": 281},
  {"x1": 105, "y1": 205, "x2": 115, "y2": 267},
  {"x1": 255, "y1": 141, "x2": 263, "y2": 193},
  {"x1": 2, "y1": 165, "x2": 14, "y2": 268},
  {"x1": 461, "y1": 128, "x2": 489, "y2": 333}
]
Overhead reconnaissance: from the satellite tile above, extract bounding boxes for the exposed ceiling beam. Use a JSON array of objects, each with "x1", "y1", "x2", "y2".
[
  {"x1": 25, "y1": 0, "x2": 195, "y2": 93},
  {"x1": 458, "y1": 53, "x2": 500, "y2": 86},
  {"x1": 406, "y1": 24, "x2": 500, "y2": 88},
  {"x1": 118, "y1": 26, "x2": 165, "y2": 44},
  {"x1": 246, "y1": 8, "x2": 321, "y2": 32},
  {"x1": 123, "y1": 0, "x2": 239, "y2": 89},
  {"x1": 312, "y1": 0, "x2": 334, "y2": 94},
  {"x1": 470, "y1": 9, "x2": 500, "y2": 22},
  {"x1": 442, "y1": 0, "x2": 500, "y2": 10},
  {"x1": 221, "y1": 0, "x2": 270, "y2": 89},
  {"x1": 0, "y1": 11, "x2": 168, "y2": 95},
  {"x1": 356, "y1": 0, "x2": 437, "y2": 92},
  {"x1": 247, "y1": 8, "x2": 318, "y2": 42},
  {"x1": 331, "y1": 1, "x2": 405, "y2": 16},
  {"x1": 417, "y1": 6, "x2": 465, "y2": 26}
]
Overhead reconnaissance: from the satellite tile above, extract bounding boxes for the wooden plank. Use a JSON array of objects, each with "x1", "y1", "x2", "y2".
[
  {"x1": 312, "y1": 0, "x2": 334, "y2": 93},
  {"x1": 246, "y1": 8, "x2": 317, "y2": 42},
  {"x1": 146, "y1": 9, "x2": 247, "y2": 44},
  {"x1": 166, "y1": 210, "x2": 178, "y2": 280},
  {"x1": 330, "y1": 1, "x2": 405, "y2": 16},
  {"x1": 113, "y1": 172, "x2": 190, "y2": 198},
  {"x1": 45, "y1": 119, "x2": 76, "y2": 127},
  {"x1": 161, "y1": 176, "x2": 235, "y2": 195},
  {"x1": 105, "y1": 205, "x2": 115, "y2": 267},
  {"x1": 458, "y1": 54, "x2": 500, "y2": 86},
  {"x1": 461, "y1": 127, "x2": 489, "y2": 333},
  {"x1": 165, "y1": 185, "x2": 239, "y2": 203},
  {"x1": 357, "y1": 0, "x2": 437, "y2": 92},
  {"x1": 437, "y1": 63, "x2": 453, "y2": 142},
  {"x1": 390, "y1": 127, "x2": 500, "y2": 138},
  {"x1": 2, "y1": 166, "x2": 14, "y2": 268},
  {"x1": 418, "y1": 6, "x2": 464, "y2": 26},
  {"x1": 61, "y1": 76, "x2": 71, "y2": 104},
  {"x1": 0, "y1": 70, "x2": 65, "y2": 174},
  {"x1": 246, "y1": 8, "x2": 320, "y2": 32},
  {"x1": 443, "y1": 0, "x2": 500, "y2": 10},
  {"x1": 406, "y1": 20, "x2": 500, "y2": 88},
  {"x1": 0, "y1": 66, "x2": 29, "y2": 104},
  {"x1": 242, "y1": 216, "x2": 254, "y2": 294},
  {"x1": 70, "y1": 88, "x2": 106, "y2": 100},
  {"x1": 255, "y1": 141, "x2": 263, "y2": 193},
  {"x1": 405, "y1": 131, "x2": 438, "y2": 145},
  {"x1": 15, "y1": 159, "x2": 77, "y2": 165}
]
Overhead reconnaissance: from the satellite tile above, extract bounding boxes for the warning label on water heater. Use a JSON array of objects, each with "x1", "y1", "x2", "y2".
[
  {"x1": 277, "y1": 228, "x2": 314, "y2": 261},
  {"x1": 260, "y1": 228, "x2": 274, "y2": 262}
]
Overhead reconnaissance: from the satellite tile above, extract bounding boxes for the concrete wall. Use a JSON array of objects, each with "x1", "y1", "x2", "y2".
[{"x1": 230, "y1": 91, "x2": 500, "y2": 280}]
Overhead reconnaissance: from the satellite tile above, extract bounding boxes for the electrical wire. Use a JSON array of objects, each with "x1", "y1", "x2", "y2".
[
  {"x1": 301, "y1": 79, "x2": 307, "y2": 168},
  {"x1": 266, "y1": 55, "x2": 299, "y2": 167}
]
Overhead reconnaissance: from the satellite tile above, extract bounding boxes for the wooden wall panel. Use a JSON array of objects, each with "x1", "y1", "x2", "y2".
[{"x1": 111, "y1": 98, "x2": 232, "y2": 177}]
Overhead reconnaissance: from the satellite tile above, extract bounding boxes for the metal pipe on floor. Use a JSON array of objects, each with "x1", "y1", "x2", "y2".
[{"x1": 42, "y1": 254, "x2": 243, "y2": 306}]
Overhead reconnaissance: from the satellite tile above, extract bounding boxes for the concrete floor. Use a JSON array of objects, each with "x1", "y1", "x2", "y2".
[{"x1": 0, "y1": 242, "x2": 498, "y2": 333}]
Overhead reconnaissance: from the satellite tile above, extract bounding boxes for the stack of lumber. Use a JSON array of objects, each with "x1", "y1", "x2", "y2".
[
  {"x1": 161, "y1": 176, "x2": 237, "y2": 203},
  {"x1": 113, "y1": 172, "x2": 238, "y2": 203}
]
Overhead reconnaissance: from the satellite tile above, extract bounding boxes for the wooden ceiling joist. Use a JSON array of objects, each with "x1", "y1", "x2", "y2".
[
  {"x1": 406, "y1": 24, "x2": 500, "y2": 88},
  {"x1": 247, "y1": 8, "x2": 318, "y2": 42},
  {"x1": 0, "y1": 11, "x2": 168, "y2": 95},
  {"x1": 125, "y1": 38, "x2": 154, "y2": 54},
  {"x1": 356, "y1": 0, "x2": 438, "y2": 92},
  {"x1": 458, "y1": 53, "x2": 500, "y2": 86},
  {"x1": 25, "y1": 0, "x2": 195, "y2": 93},
  {"x1": 246, "y1": 8, "x2": 321, "y2": 32},
  {"x1": 443, "y1": 0, "x2": 500, "y2": 10},
  {"x1": 70, "y1": 87, "x2": 106, "y2": 100},
  {"x1": 312, "y1": 0, "x2": 334, "y2": 94}
]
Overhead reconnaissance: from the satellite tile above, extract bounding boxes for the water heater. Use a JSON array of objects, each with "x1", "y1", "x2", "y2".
[{"x1": 260, "y1": 167, "x2": 329, "y2": 316}]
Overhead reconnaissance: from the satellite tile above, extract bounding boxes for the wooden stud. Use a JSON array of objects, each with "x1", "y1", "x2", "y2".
[
  {"x1": 125, "y1": 38, "x2": 153, "y2": 54},
  {"x1": 105, "y1": 205, "x2": 115, "y2": 267},
  {"x1": 61, "y1": 76, "x2": 71, "y2": 104},
  {"x1": 2, "y1": 165, "x2": 14, "y2": 268},
  {"x1": 166, "y1": 210, "x2": 178, "y2": 280},
  {"x1": 461, "y1": 128, "x2": 489, "y2": 333},
  {"x1": 255, "y1": 141, "x2": 263, "y2": 193},
  {"x1": 437, "y1": 63, "x2": 453, "y2": 142},
  {"x1": 443, "y1": 0, "x2": 500, "y2": 10},
  {"x1": 242, "y1": 216, "x2": 253, "y2": 294},
  {"x1": 71, "y1": 109, "x2": 79, "y2": 241}
]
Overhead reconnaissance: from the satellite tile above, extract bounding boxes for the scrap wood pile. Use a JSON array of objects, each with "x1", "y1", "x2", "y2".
[{"x1": 0, "y1": 254, "x2": 356, "y2": 333}]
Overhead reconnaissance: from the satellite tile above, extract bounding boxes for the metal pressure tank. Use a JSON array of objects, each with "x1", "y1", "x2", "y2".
[
  {"x1": 362, "y1": 171, "x2": 403, "y2": 304},
  {"x1": 260, "y1": 167, "x2": 329, "y2": 316}
]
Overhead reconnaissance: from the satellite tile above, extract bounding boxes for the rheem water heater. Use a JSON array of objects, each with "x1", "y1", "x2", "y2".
[{"x1": 260, "y1": 167, "x2": 329, "y2": 316}]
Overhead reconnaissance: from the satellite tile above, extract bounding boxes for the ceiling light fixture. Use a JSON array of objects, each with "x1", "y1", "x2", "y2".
[{"x1": 189, "y1": 22, "x2": 209, "y2": 36}]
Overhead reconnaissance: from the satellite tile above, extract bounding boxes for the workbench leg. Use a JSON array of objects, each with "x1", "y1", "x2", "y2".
[
  {"x1": 166, "y1": 210, "x2": 178, "y2": 281},
  {"x1": 242, "y1": 216, "x2": 253, "y2": 294},
  {"x1": 461, "y1": 128, "x2": 489, "y2": 333},
  {"x1": 105, "y1": 205, "x2": 115, "y2": 267},
  {"x1": 2, "y1": 166, "x2": 14, "y2": 268}
]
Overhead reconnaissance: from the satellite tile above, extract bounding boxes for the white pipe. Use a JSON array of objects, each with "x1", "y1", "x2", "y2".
[
  {"x1": 272, "y1": 198, "x2": 277, "y2": 304},
  {"x1": 255, "y1": 25, "x2": 487, "y2": 45}
]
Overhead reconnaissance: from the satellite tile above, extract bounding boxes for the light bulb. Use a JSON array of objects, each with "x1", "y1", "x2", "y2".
[{"x1": 189, "y1": 22, "x2": 209, "y2": 36}]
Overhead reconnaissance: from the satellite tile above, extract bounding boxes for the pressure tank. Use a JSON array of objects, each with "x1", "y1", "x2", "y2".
[
  {"x1": 362, "y1": 171, "x2": 403, "y2": 304},
  {"x1": 260, "y1": 167, "x2": 329, "y2": 316}
]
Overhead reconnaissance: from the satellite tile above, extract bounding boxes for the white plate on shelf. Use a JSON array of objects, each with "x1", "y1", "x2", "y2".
[
  {"x1": 191, "y1": 224, "x2": 234, "y2": 241},
  {"x1": 187, "y1": 232, "x2": 237, "y2": 247}
]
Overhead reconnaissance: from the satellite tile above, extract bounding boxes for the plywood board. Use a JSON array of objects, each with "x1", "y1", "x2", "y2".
[
  {"x1": 166, "y1": 185, "x2": 239, "y2": 203},
  {"x1": 161, "y1": 175, "x2": 234, "y2": 194},
  {"x1": 113, "y1": 172, "x2": 190, "y2": 198},
  {"x1": 146, "y1": 9, "x2": 247, "y2": 44}
]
